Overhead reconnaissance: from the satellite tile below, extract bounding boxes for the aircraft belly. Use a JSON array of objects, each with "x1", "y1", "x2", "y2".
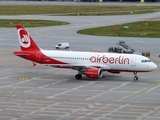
[{"x1": 108, "y1": 64, "x2": 128, "y2": 70}]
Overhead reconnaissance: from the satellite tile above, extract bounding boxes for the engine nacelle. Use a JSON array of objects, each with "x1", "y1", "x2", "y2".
[{"x1": 85, "y1": 68, "x2": 103, "y2": 78}]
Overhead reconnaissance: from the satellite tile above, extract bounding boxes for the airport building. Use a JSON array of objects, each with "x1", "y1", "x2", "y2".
[
  {"x1": 44, "y1": 0, "x2": 160, "y2": 2},
  {"x1": 79, "y1": 0, "x2": 159, "y2": 2},
  {"x1": 79, "y1": 0, "x2": 159, "y2": 1},
  {"x1": 24, "y1": 0, "x2": 159, "y2": 1},
  {"x1": 40, "y1": 0, "x2": 159, "y2": 1}
]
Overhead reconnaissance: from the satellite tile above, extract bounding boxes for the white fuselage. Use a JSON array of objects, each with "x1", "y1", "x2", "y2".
[{"x1": 41, "y1": 49, "x2": 157, "y2": 72}]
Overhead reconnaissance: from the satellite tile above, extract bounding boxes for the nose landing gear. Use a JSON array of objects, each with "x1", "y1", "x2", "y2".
[{"x1": 133, "y1": 72, "x2": 138, "y2": 81}]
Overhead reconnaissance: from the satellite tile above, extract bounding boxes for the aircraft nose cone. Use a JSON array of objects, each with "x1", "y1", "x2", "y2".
[{"x1": 151, "y1": 63, "x2": 157, "y2": 70}]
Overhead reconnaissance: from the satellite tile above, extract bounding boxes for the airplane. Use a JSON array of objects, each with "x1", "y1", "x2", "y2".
[{"x1": 13, "y1": 24, "x2": 157, "y2": 81}]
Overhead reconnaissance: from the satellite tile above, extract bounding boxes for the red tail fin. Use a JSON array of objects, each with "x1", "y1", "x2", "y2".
[{"x1": 16, "y1": 24, "x2": 40, "y2": 51}]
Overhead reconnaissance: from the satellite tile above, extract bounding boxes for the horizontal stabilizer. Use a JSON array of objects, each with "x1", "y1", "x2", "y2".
[
  {"x1": 13, "y1": 51, "x2": 30, "y2": 56},
  {"x1": 14, "y1": 53, "x2": 30, "y2": 56}
]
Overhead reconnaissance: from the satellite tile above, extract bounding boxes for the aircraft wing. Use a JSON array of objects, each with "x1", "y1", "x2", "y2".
[{"x1": 50, "y1": 64, "x2": 111, "y2": 70}]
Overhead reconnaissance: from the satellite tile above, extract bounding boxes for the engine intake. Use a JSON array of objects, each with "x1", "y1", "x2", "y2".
[{"x1": 85, "y1": 68, "x2": 103, "y2": 78}]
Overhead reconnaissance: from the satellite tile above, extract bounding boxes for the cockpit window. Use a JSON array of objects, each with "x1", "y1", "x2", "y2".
[{"x1": 141, "y1": 60, "x2": 151, "y2": 63}]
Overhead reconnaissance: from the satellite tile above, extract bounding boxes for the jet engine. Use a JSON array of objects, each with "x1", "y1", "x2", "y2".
[{"x1": 85, "y1": 68, "x2": 103, "y2": 78}]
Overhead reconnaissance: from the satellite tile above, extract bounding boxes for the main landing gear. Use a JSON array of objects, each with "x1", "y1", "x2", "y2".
[
  {"x1": 75, "y1": 68, "x2": 84, "y2": 80},
  {"x1": 75, "y1": 74, "x2": 82, "y2": 79},
  {"x1": 133, "y1": 72, "x2": 138, "y2": 81}
]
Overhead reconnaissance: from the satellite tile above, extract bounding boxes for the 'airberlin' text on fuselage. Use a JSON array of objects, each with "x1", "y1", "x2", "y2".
[{"x1": 90, "y1": 55, "x2": 130, "y2": 64}]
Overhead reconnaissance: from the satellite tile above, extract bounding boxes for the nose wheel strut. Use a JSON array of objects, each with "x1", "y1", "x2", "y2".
[{"x1": 133, "y1": 72, "x2": 138, "y2": 81}]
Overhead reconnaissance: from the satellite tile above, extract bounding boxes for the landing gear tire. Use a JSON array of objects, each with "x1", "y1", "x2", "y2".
[
  {"x1": 133, "y1": 72, "x2": 138, "y2": 81},
  {"x1": 134, "y1": 76, "x2": 138, "y2": 81},
  {"x1": 75, "y1": 74, "x2": 82, "y2": 79}
]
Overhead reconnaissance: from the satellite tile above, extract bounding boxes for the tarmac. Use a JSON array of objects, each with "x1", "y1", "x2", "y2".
[{"x1": 0, "y1": 2, "x2": 160, "y2": 120}]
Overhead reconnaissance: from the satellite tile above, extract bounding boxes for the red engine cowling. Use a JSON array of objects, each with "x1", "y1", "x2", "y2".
[{"x1": 85, "y1": 68, "x2": 103, "y2": 78}]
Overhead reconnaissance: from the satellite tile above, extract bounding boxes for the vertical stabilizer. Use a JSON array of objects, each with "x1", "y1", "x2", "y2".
[{"x1": 16, "y1": 25, "x2": 40, "y2": 51}]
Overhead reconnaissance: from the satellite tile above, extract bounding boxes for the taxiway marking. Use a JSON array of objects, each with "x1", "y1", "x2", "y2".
[
  {"x1": 0, "y1": 81, "x2": 22, "y2": 106},
  {"x1": 47, "y1": 81, "x2": 98, "y2": 98},
  {"x1": 0, "y1": 78, "x2": 29, "y2": 106},
  {"x1": 86, "y1": 82, "x2": 131, "y2": 100},
  {"x1": 76, "y1": 83, "x2": 155, "y2": 120}
]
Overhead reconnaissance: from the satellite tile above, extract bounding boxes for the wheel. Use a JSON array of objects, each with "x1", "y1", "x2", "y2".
[
  {"x1": 134, "y1": 76, "x2": 138, "y2": 81},
  {"x1": 75, "y1": 74, "x2": 82, "y2": 79}
]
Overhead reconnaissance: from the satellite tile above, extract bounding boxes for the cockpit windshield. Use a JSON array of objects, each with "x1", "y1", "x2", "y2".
[{"x1": 141, "y1": 60, "x2": 151, "y2": 63}]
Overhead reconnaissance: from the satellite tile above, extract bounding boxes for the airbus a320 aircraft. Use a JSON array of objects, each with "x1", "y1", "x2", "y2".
[{"x1": 14, "y1": 25, "x2": 157, "y2": 81}]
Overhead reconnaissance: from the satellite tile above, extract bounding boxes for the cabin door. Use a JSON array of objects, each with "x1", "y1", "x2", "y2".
[{"x1": 130, "y1": 56, "x2": 136, "y2": 67}]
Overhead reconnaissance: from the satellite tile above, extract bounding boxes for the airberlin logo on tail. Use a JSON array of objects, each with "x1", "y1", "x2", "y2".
[
  {"x1": 18, "y1": 28, "x2": 31, "y2": 48},
  {"x1": 90, "y1": 55, "x2": 130, "y2": 64}
]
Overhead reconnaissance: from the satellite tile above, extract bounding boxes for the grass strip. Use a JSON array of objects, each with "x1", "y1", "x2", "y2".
[
  {"x1": 77, "y1": 21, "x2": 160, "y2": 38},
  {"x1": 52, "y1": 9, "x2": 158, "y2": 16},
  {"x1": 0, "y1": 6, "x2": 159, "y2": 15},
  {"x1": 0, "y1": 19, "x2": 69, "y2": 28}
]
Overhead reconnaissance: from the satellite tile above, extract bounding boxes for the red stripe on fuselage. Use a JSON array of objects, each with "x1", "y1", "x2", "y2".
[
  {"x1": 106, "y1": 69, "x2": 150, "y2": 73},
  {"x1": 14, "y1": 50, "x2": 67, "y2": 65}
]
